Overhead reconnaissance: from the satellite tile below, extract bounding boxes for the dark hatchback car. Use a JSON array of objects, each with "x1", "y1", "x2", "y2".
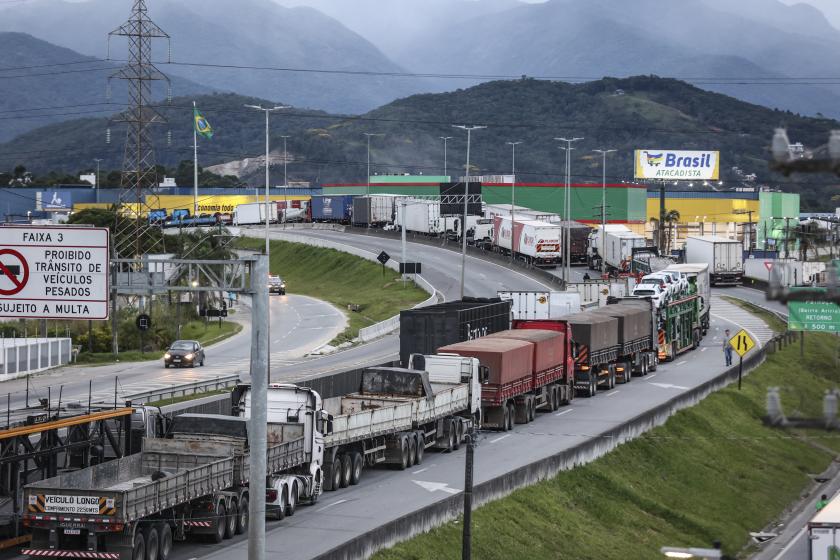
[{"x1": 164, "y1": 340, "x2": 205, "y2": 368}]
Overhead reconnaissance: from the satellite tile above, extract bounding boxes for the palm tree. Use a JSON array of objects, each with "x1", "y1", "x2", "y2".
[{"x1": 663, "y1": 209, "x2": 681, "y2": 254}]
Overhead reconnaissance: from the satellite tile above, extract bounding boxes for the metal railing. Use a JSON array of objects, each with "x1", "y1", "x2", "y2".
[{"x1": 120, "y1": 374, "x2": 241, "y2": 405}]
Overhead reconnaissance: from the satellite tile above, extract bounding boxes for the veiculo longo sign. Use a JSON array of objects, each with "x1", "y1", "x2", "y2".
[
  {"x1": 0, "y1": 225, "x2": 110, "y2": 320},
  {"x1": 634, "y1": 149, "x2": 720, "y2": 180}
]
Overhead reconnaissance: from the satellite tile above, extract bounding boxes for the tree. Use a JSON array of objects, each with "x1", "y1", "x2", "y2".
[{"x1": 663, "y1": 209, "x2": 681, "y2": 254}]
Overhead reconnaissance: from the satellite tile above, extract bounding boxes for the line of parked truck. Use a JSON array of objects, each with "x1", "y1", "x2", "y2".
[{"x1": 19, "y1": 262, "x2": 712, "y2": 560}]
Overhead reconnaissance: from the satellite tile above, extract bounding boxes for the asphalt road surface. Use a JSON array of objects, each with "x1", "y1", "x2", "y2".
[{"x1": 1, "y1": 294, "x2": 345, "y2": 413}]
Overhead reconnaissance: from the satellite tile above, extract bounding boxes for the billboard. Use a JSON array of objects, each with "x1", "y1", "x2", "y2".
[
  {"x1": 634, "y1": 150, "x2": 720, "y2": 180},
  {"x1": 38, "y1": 191, "x2": 73, "y2": 211}
]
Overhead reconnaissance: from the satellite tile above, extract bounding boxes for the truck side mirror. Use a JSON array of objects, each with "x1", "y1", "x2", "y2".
[{"x1": 479, "y1": 365, "x2": 490, "y2": 384}]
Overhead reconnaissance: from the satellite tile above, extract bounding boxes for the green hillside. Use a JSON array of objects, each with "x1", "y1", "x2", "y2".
[{"x1": 3, "y1": 76, "x2": 838, "y2": 210}]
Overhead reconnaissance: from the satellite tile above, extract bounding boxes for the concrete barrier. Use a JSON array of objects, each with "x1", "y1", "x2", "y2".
[{"x1": 314, "y1": 335, "x2": 776, "y2": 560}]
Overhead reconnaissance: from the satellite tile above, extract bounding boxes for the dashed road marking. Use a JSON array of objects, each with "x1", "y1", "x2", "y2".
[{"x1": 490, "y1": 434, "x2": 511, "y2": 444}]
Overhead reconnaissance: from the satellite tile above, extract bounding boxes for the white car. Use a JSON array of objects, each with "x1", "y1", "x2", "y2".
[
  {"x1": 661, "y1": 270, "x2": 689, "y2": 296},
  {"x1": 632, "y1": 283, "x2": 666, "y2": 308},
  {"x1": 638, "y1": 273, "x2": 674, "y2": 299}
]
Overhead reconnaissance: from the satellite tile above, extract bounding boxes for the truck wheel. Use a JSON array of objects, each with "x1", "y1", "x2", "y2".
[
  {"x1": 144, "y1": 527, "x2": 158, "y2": 560},
  {"x1": 236, "y1": 496, "x2": 249, "y2": 535},
  {"x1": 327, "y1": 461, "x2": 342, "y2": 491},
  {"x1": 224, "y1": 501, "x2": 237, "y2": 539},
  {"x1": 285, "y1": 485, "x2": 297, "y2": 517},
  {"x1": 212, "y1": 502, "x2": 226, "y2": 543},
  {"x1": 157, "y1": 523, "x2": 172, "y2": 560},
  {"x1": 350, "y1": 452, "x2": 364, "y2": 485},
  {"x1": 273, "y1": 490, "x2": 286, "y2": 521},
  {"x1": 399, "y1": 438, "x2": 410, "y2": 469},
  {"x1": 413, "y1": 432, "x2": 424, "y2": 465},
  {"x1": 528, "y1": 398, "x2": 536, "y2": 422},
  {"x1": 454, "y1": 421, "x2": 463, "y2": 450},
  {"x1": 587, "y1": 378, "x2": 596, "y2": 398},
  {"x1": 133, "y1": 532, "x2": 146, "y2": 560},
  {"x1": 501, "y1": 406, "x2": 511, "y2": 432},
  {"x1": 407, "y1": 436, "x2": 417, "y2": 466},
  {"x1": 507, "y1": 403, "x2": 515, "y2": 430},
  {"x1": 340, "y1": 454, "x2": 353, "y2": 487}
]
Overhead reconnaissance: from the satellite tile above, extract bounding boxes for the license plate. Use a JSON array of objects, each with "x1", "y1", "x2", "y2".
[
  {"x1": 64, "y1": 529, "x2": 81, "y2": 535},
  {"x1": 173, "y1": 359, "x2": 181, "y2": 362}
]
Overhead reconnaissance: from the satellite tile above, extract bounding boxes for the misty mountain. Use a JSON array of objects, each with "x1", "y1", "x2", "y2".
[
  {"x1": 0, "y1": 0, "x2": 429, "y2": 114},
  {"x1": 3, "y1": 77, "x2": 838, "y2": 210},
  {"x1": 0, "y1": 32, "x2": 208, "y2": 142}
]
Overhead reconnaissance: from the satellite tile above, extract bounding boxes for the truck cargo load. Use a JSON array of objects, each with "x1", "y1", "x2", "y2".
[
  {"x1": 352, "y1": 195, "x2": 395, "y2": 226},
  {"x1": 492, "y1": 216, "x2": 562, "y2": 268},
  {"x1": 311, "y1": 195, "x2": 354, "y2": 223},
  {"x1": 665, "y1": 263, "x2": 711, "y2": 331},
  {"x1": 685, "y1": 236, "x2": 743, "y2": 286},
  {"x1": 587, "y1": 224, "x2": 630, "y2": 269},
  {"x1": 498, "y1": 290, "x2": 581, "y2": 320},
  {"x1": 604, "y1": 230, "x2": 647, "y2": 272},
  {"x1": 486, "y1": 329, "x2": 564, "y2": 375},
  {"x1": 589, "y1": 303, "x2": 652, "y2": 346},
  {"x1": 559, "y1": 221, "x2": 592, "y2": 264},
  {"x1": 562, "y1": 312, "x2": 619, "y2": 354},
  {"x1": 437, "y1": 337, "x2": 534, "y2": 387},
  {"x1": 399, "y1": 298, "x2": 512, "y2": 367},
  {"x1": 233, "y1": 202, "x2": 277, "y2": 225}
]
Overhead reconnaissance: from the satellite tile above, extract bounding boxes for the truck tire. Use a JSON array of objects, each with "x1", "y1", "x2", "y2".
[
  {"x1": 285, "y1": 484, "x2": 297, "y2": 517},
  {"x1": 144, "y1": 527, "x2": 158, "y2": 560},
  {"x1": 224, "y1": 501, "x2": 237, "y2": 539},
  {"x1": 350, "y1": 452, "x2": 363, "y2": 485},
  {"x1": 454, "y1": 421, "x2": 463, "y2": 450},
  {"x1": 528, "y1": 398, "x2": 536, "y2": 422},
  {"x1": 507, "y1": 403, "x2": 515, "y2": 430},
  {"x1": 236, "y1": 496, "x2": 249, "y2": 535},
  {"x1": 133, "y1": 532, "x2": 146, "y2": 560},
  {"x1": 501, "y1": 406, "x2": 511, "y2": 432},
  {"x1": 399, "y1": 438, "x2": 410, "y2": 469},
  {"x1": 587, "y1": 377, "x2": 597, "y2": 398},
  {"x1": 407, "y1": 435, "x2": 417, "y2": 466},
  {"x1": 211, "y1": 502, "x2": 226, "y2": 543},
  {"x1": 413, "y1": 432, "x2": 424, "y2": 465},
  {"x1": 327, "y1": 461, "x2": 342, "y2": 491},
  {"x1": 157, "y1": 523, "x2": 173, "y2": 560},
  {"x1": 340, "y1": 454, "x2": 353, "y2": 487}
]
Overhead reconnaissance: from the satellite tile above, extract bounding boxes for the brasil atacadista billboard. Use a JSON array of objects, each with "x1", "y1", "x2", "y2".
[{"x1": 634, "y1": 150, "x2": 720, "y2": 180}]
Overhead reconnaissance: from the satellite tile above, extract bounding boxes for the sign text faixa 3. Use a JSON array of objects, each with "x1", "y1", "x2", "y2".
[
  {"x1": 0, "y1": 226, "x2": 109, "y2": 320},
  {"x1": 634, "y1": 150, "x2": 720, "y2": 180}
]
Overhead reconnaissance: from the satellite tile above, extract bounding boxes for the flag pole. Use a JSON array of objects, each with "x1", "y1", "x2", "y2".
[{"x1": 193, "y1": 100, "x2": 198, "y2": 218}]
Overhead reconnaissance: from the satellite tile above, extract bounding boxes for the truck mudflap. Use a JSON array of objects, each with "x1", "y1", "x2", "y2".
[{"x1": 22, "y1": 551, "x2": 120, "y2": 559}]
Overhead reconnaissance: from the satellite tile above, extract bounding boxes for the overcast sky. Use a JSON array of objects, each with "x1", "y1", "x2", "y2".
[{"x1": 779, "y1": 0, "x2": 840, "y2": 27}]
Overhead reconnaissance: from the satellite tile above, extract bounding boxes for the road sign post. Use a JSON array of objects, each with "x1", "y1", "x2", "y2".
[
  {"x1": 0, "y1": 226, "x2": 110, "y2": 320},
  {"x1": 728, "y1": 329, "x2": 756, "y2": 390},
  {"x1": 788, "y1": 300, "x2": 840, "y2": 333}
]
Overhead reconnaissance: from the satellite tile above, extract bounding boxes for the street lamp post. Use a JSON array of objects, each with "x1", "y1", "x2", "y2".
[
  {"x1": 440, "y1": 136, "x2": 453, "y2": 178},
  {"x1": 506, "y1": 141, "x2": 522, "y2": 264},
  {"x1": 555, "y1": 137, "x2": 583, "y2": 284},
  {"x1": 453, "y1": 124, "x2": 486, "y2": 300},
  {"x1": 244, "y1": 104, "x2": 290, "y2": 256},
  {"x1": 364, "y1": 133, "x2": 385, "y2": 196},
  {"x1": 93, "y1": 158, "x2": 102, "y2": 204},
  {"x1": 280, "y1": 135, "x2": 290, "y2": 227},
  {"x1": 593, "y1": 149, "x2": 616, "y2": 275}
]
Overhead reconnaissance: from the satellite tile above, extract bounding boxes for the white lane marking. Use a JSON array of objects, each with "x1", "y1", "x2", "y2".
[
  {"x1": 413, "y1": 480, "x2": 460, "y2": 494},
  {"x1": 676, "y1": 361, "x2": 687, "y2": 366},
  {"x1": 315, "y1": 499, "x2": 348, "y2": 512},
  {"x1": 555, "y1": 409, "x2": 574, "y2": 417},
  {"x1": 646, "y1": 373, "x2": 657, "y2": 380},
  {"x1": 490, "y1": 434, "x2": 511, "y2": 444},
  {"x1": 411, "y1": 467, "x2": 429, "y2": 474},
  {"x1": 649, "y1": 382, "x2": 691, "y2": 390},
  {"x1": 606, "y1": 390, "x2": 620, "y2": 397},
  {"x1": 770, "y1": 527, "x2": 807, "y2": 560},
  {"x1": 700, "y1": 347, "x2": 708, "y2": 352}
]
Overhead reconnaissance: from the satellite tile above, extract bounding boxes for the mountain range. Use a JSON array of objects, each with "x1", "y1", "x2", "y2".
[{"x1": 2, "y1": 76, "x2": 838, "y2": 211}]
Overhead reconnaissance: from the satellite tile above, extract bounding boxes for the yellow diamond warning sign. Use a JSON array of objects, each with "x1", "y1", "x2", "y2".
[{"x1": 728, "y1": 329, "x2": 756, "y2": 357}]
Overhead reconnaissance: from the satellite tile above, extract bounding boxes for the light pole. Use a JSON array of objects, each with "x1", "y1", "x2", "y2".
[
  {"x1": 506, "y1": 141, "x2": 522, "y2": 264},
  {"x1": 440, "y1": 136, "x2": 453, "y2": 178},
  {"x1": 93, "y1": 158, "x2": 102, "y2": 204},
  {"x1": 453, "y1": 125, "x2": 486, "y2": 300},
  {"x1": 280, "y1": 135, "x2": 290, "y2": 226},
  {"x1": 593, "y1": 149, "x2": 616, "y2": 275},
  {"x1": 245, "y1": 104, "x2": 290, "y2": 256},
  {"x1": 364, "y1": 133, "x2": 385, "y2": 196},
  {"x1": 555, "y1": 137, "x2": 583, "y2": 284}
]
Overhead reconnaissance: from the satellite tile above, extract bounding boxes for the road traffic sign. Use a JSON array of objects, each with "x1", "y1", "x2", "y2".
[
  {"x1": 788, "y1": 301, "x2": 840, "y2": 332},
  {"x1": 136, "y1": 314, "x2": 151, "y2": 331},
  {"x1": 0, "y1": 226, "x2": 109, "y2": 320},
  {"x1": 764, "y1": 261, "x2": 774, "y2": 272},
  {"x1": 728, "y1": 329, "x2": 756, "y2": 357},
  {"x1": 377, "y1": 251, "x2": 390, "y2": 265}
]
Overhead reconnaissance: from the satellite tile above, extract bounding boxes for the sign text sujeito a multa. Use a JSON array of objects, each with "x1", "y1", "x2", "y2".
[
  {"x1": 634, "y1": 150, "x2": 720, "y2": 180},
  {"x1": 0, "y1": 226, "x2": 109, "y2": 319}
]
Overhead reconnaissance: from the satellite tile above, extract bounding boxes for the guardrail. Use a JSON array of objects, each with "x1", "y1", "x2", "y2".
[{"x1": 120, "y1": 374, "x2": 241, "y2": 405}]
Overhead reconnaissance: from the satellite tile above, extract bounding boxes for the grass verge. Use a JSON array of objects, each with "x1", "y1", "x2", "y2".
[
  {"x1": 374, "y1": 332, "x2": 840, "y2": 560},
  {"x1": 73, "y1": 320, "x2": 242, "y2": 365},
  {"x1": 146, "y1": 389, "x2": 229, "y2": 407},
  {"x1": 721, "y1": 296, "x2": 787, "y2": 333},
  {"x1": 235, "y1": 237, "x2": 429, "y2": 344}
]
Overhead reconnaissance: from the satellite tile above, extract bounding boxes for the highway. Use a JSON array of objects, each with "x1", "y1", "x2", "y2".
[{"x1": 0, "y1": 294, "x2": 346, "y2": 412}]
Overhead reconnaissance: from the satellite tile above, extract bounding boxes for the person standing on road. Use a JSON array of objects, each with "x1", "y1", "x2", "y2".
[
  {"x1": 723, "y1": 329, "x2": 733, "y2": 367},
  {"x1": 817, "y1": 494, "x2": 830, "y2": 511}
]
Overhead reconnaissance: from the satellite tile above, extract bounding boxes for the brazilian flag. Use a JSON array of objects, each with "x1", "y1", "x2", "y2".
[{"x1": 194, "y1": 107, "x2": 213, "y2": 139}]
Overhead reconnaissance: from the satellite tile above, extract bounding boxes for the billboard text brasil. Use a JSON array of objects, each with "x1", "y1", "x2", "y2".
[{"x1": 634, "y1": 150, "x2": 720, "y2": 180}]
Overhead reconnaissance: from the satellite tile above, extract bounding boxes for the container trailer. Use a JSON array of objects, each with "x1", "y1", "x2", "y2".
[
  {"x1": 311, "y1": 195, "x2": 354, "y2": 223},
  {"x1": 685, "y1": 236, "x2": 743, "y2": 286},
  {"x1": 233, "y1": 202, "x2": 277, "y2": 225},
  {"x1": 604, "y1": 230, "x2": 648, "y2": 273},
  {"x1": 492, "y1": 216, "x2": 562, "y2": 268},
  {"x1": 351, "y1": 195, "x2": 396, "y2": 227},
  {"x1": 587, "y1": 224, "x2": 631, "y2": 270},
  {"x1": 498, "y1": 290, "x2": 582, "y2": 320}
]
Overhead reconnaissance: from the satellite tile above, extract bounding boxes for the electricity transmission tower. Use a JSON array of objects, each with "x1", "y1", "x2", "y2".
[{"x1": 108, "y1": 0, "x2": 171, "y2": 258}]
